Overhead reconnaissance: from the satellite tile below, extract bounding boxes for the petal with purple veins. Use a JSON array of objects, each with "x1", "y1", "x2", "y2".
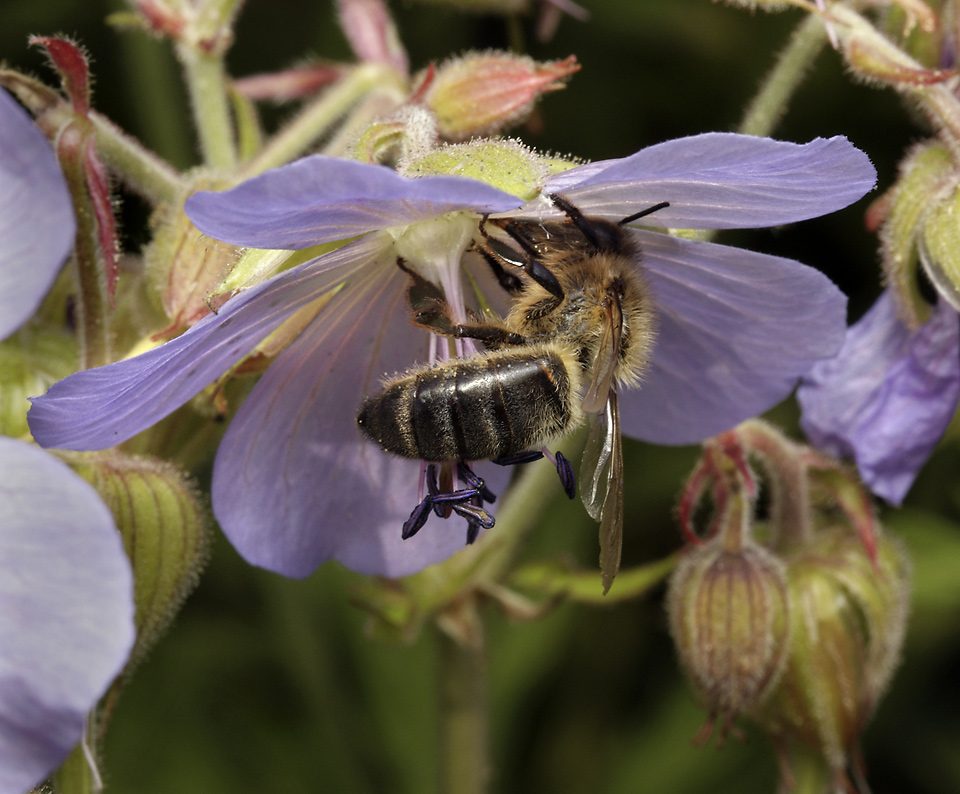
[
  {"x1": 618, "y1": 231, "x2": 847, "y2": 445},
  {"x1": 0, "y1": 89, "x2": 75, "y2": 340},
  {"x1": 798, "y1": 291, "x2": 960, "y2": 504},
  {"x1": 509, "y1": 134, "x2": 875, "y2": 230},
  {"x1": 184, "y1": 155, "x2": 525, "y2": 250},
  {"x1": 212, "y1": 258, "x2": 510, "y2": 578},
  {"x1": 0, "y1": 438, "x2": 134, "y2": 794},
  {"x1": 29, "y1": 234, "x2": 392, "y2": 451}
]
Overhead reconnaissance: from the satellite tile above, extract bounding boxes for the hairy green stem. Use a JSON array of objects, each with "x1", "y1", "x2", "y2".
[
  {"x1": 89, "y1": 112, "x2": 183, "y2": 205},
  {"x1": 177, "y1": 44, "x2": 237, "y2": 168},
  {"x1": 437, "y1": 629, "x2": 489, "y2": 794},
  {"x1": 830, "y1": 5, "x2": 960, "y2": 152},
  {"x1": 739, "y1": 13, "x2": 828, "y2": 138},
  {"x1": 242, "y1": 63, "x2": 404, "y2": 176},
  {"x1": 57, "y1": 122, "x2": 111, "y2": 370}
]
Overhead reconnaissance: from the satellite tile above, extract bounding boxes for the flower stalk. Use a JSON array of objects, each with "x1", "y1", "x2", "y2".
[
  {"x1": 437, "y1": 627, "x2": 490, "y2": 794},
  {"x1": 739, "y1": 12, "x2": 828, "y2": 138},
  {"x1": 176, "y1": 42, "x2": 237, "y2": 168},
  {"x1": 89, "y1": 111, "x2": 184, "y2": 204},
  {"x1": 52, "y1": 735, "x2": 101, "y2": 794},
  {"x1": 56, "y1": 120, "x2": 112, "y2": 369},
  {"x1": 242, "y1": 62, "x2": 405, "y2": 176},
  {"x1": 831, "y1": 5, "x2": 960, "y2": 150}
]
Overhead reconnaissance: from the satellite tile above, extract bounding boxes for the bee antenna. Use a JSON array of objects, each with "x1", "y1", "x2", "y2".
[{"x1": 619, "y1": 201, "x2": 670, "y2": 226}]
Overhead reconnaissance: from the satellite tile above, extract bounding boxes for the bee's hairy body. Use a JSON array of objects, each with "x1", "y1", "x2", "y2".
[
  {"x1": 356, "y1": 206, "x2": 656, "y2": 464},
  {"x1": 357, "y1": 343, "x2": 583, "y2": 462}
]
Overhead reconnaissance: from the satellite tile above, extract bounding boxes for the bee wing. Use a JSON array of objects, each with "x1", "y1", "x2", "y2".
[
  {"x1": 581, "y1": 287, "x2": 623, "y2": 414},
  {"x1": 580, "y1": 390, "x2": 625, "y2": 593}
]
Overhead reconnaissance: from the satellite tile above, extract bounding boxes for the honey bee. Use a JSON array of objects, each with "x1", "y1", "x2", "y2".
[{"x1": 357, "y1": 194, "x2": 667, "y2": 590}]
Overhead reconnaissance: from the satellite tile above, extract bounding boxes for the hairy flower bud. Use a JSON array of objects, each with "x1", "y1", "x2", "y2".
[
  {"x1": 0, "y1": 328, "x2": 75, "y2": 437},
  {"x1": 421, "y1": 52, "x2": 579, "y2": 141},
  {"x1": 751, "y1": 526, "x2": 910, "y2": 784},
  {"x1": 878, "y1": 142, "x2": 957, "y2": 323},
  {"x1": 66, "y1": 450, "x2": 209, "y2": 667},
  {"x1": 400, "y1": 138, "x2": 550, "y2": 199},
  {"x1": 920, "y1": 179, "x2": 960, "y2": 313},
  {"x1": 145, "y1": 188, "x2": 240, "y2": 335},
  {"x1": 667, "y1": 515, "x2": 790, "y2": 733}
]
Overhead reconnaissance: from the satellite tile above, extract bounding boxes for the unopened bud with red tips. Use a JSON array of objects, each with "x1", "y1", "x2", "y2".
[
  {"x1": 421, "y1": 52, "x2": 579, "y2": 141},
  {"x1": 65, "y1": 450, "x2": 210, "y2": 668},
  {"x1": 336, "y1": 0, "x2": 408, "y2": 75},
  {"x1": 667, "y1": 478, "x2": 790, "y2": 737},
  {"x1": 750, "y1": 525, "x2": 910, "y2": 788}
]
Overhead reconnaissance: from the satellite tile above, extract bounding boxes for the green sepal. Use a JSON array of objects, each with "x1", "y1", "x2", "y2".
[
  {"x1": 64, "y1": 450, "x2": 210, "y2": 669},
  {"x1": 0, "y1": 328, "x2": 76, "y2": 437},
  {"x1": 880, "y1": 142, "x2": 955, "y2": 325},
  {"x1": 921, "y1": 180, "x2": 960, "y2": 312},
  {"x1": 401, "y1": 138, "x2": 550, "y2": 200}
]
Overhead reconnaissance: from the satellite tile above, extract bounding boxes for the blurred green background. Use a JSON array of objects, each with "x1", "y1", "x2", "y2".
[{"x1": 5, "y1": 0, "x2": 960, "y2": 791}]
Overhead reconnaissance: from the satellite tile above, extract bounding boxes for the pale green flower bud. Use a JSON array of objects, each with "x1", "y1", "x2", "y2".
[
  {"x1": 144, "y1": 185, "x2": 240, "y2": 336},
  {"x1": 667, "y1": 497, "x2": 790, "y2": 732},
  {"x1": 751, "y1": 526, "x2": 910, "y2": 784},
  {"x1": 878, "y1": 141, "x2": 957, "y2": 324},
  {"x1": 65, "y1": 450, "x2": 210, "y2": 667},
  {"x1": 0, "y1": 328, "x2": 76, "y2": 437},
  {"x1": 400, "y1": 138, "x2": 551, "y2": 200}
]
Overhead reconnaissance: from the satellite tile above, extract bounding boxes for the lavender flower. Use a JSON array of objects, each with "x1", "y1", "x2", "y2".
[
  {"x1": 29, "y1": 133, "x2": 875, "y2": 578},
  {"x1": 0, "y1": 438, "x2": 135, "y2": 794},
  {"x1": 798, "y1": 289, "x2": 960, "y2": 504},
  {"x1": 0, "y1": 89, "x2": 133, "y2": 793},
  {"x1": 0, "y1": 89, "x2": 75, "y2": 339}
]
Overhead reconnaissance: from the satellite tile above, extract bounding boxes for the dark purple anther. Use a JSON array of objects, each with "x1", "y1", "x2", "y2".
[
  {"x1": 458, "y1": 462, "x2": 497, "y2": 503},
  {"x1": 402, "y1": 499, "x2": 432, "y2": 539}
]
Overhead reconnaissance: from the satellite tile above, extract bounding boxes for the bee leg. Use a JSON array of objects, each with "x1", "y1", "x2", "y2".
[
  {"x1": 478, "y1": 218, "x2": 564, "y2": 299},
  {"x1": 547, "y1": 193, "x2": 604, "y2": 249},
  {"x1": 450, "y1": 322, "x2": 527, "y2": 349},
  {"x1": 494, "y1": 449, "x2": 576, "y2": 499},
  {"x1": 492, "y1": 450, "x2": 545, "y2": 466},
  {"x1": 552, "y1": 451, "x2": 577, "y2": 500},
  {"x1": 396, "y1": 257, "x2": 459, "y2": 337},
  {"x1": 476, "y1": 245, "x2": 525, "y2": 295}
]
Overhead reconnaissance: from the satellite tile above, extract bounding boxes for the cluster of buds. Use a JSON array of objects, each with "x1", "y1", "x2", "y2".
[{"x1": 667, "y1": 421, "x2": 910, "y2": 792}]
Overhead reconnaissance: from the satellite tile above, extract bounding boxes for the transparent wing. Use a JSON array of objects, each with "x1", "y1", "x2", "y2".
[
  {"x1": 581, "y1": 289, "x2": 623, "y2": 414},
  {"x1": 579, "y1": 391, "x2": 625, "y2": 593},
  {"x1": 580, "y1": 396, "x2": 613, "y2": 520}
]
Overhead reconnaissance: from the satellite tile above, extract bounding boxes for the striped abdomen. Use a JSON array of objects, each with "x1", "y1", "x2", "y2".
[{"x1": 357, "y1": 346, "x2": 578, "y2": 462}]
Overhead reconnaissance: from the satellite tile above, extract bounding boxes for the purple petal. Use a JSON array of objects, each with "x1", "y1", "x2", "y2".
[
  {"x1": 184, "y1": 156, "x2": 525, "y2": 249},
  {"x1": 29, "y1": 235, "x2": 391, "y2": 450},
  {"x1": 0, "y1": 438, "x2": 133, "y2": 793},
  {"x1": 510, "y1": 134, "x2": 875, "y2": 230},
  {"x1": 798, "y1": 291, "x2": 960, "y2": 504},
  {"x1": 0, "y1": 89, "x2": 75, "y2": 340},
  {"x1": 619, "y1": 231, "x2": 847, "y2": 445},
  {"x1": 212, "y1": 258, "x2": 510, "y2": 578}
]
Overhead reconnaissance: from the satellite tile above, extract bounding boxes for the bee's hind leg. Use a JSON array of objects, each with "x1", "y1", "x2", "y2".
[{"x1": 493, "y1": 449, "x2": 576, "y2": 500}]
